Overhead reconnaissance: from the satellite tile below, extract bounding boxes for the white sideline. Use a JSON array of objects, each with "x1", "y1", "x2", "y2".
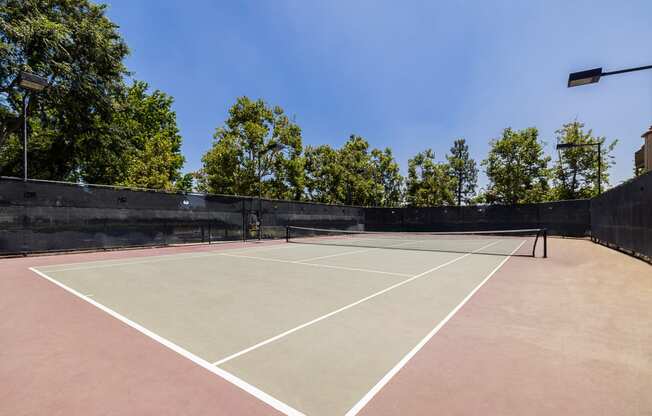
[
  {"x1": 211, "y1": 240, "x2": 502, "y2": 366},
  {"x1": 343, "y1": 240, "x2": 526, "y2": 416},
  {"x1": 218, "y1": 253, "x2": 412, "y2": 277},
  {"x1": 28, "y1": 267, "x2": 305, "y2": 416}
]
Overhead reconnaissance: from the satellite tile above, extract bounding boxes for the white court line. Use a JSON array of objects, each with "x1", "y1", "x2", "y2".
[
  {"x1": 295, "y1": 239, "x2": 424, "y2": 263},
  {"x1": 28, "y1": 267, "x2": 305, "y2": 416},
  {"x1": 344, "y1": 240, "x2": 526, "y2": 416},
  {"x1": 39, "y1": 241, "x2": 296, "y2": 273},
  {"x1": 211, "y1": 240, "x2": 502, "y2": 366},
  {"x1": 40, "y1": 251, "x2": 219, "y2": 273},
  {"x1": 218, "y1": 253, "x2": 412, "y2": 277}
]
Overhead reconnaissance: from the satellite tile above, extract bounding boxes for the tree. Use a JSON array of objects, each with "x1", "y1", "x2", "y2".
[
  {"x1": 339, "y1": 135, "x2": 384, "y2": 206},
  {"x1": 550, "y1": 121, "x2": 617, "y2": 199},
  {"x1": 199, "y1": 97, "x2": 304, "y2": 199},
  {"x1": 304, "y1": 144, "x2": 343, "y2": 203},
  {"x1": 371, "y1": 147, "x2": 403, "y2": 206},
  {"x1": 304, "y1": 136, "x2": 403, "y2": 206},
  {"x1": 483, "y1": 127, "x2": 550, "y2": 204},
  {"x1": 0, "y1": 0, "x2": 129, "y2": 180},
  {"x1": 406, "y1": 149, "x2": 455, "y2": 207},
  {"x1": 446, "y1": 139, "x2": 478, "y2": 205}
]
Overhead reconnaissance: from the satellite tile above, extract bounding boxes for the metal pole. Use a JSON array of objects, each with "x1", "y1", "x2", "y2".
[
  {"x1": 597, "y1": 142, "x2": 602, "y2": 195},
  {"x1": 258, "y1": 149, "x2": 262, "y2": 241},
  {"x1": 23, "y1": 93, "x2": 28, "y2": 182}
]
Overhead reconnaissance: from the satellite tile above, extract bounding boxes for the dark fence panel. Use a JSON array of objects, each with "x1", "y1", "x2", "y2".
[
  {"x1": 0, "y1": 178, "x2": 246, "y2": 254},
  {"x1": 591, "y1": 171, "x2": 652, "y2": 262},
  {"x1": 365, "y1": 200, "x2": 590, "y2": 236},
  {"x1": 0, "y1": 178, "x2": 365, "y2": 255},
  {"x1": 260, "y1": 200, "x2": 364, "y2": 239}
]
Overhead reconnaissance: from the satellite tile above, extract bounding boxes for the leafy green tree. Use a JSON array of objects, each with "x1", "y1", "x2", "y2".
[
  {"x1": 111, "y1": 82, "x2": 184, "y2": 190},
  {"x1": 304, "y1": 144, "x2": 343, "y2": 203},
  {"x1": 174, "y1": 173, "x2": 195, "y2": 193},
  {"x1": 406, "y1": 149, "x2": 455, "y2": 207},
  {"x1": 371, "y1": 147, "x2": 403, "y2": 206},
  {"x1": 339, "y1": 135, "x2": 384, "y2": 206},
  {"x1": 199, "y1": 97, "x2": 304, "y2": 199},
  {"x1": 446, "y1": 139, "x2": 478, "y2": 205},
  {"x1": 482, "y1": 127, "x2": 550, "y2": 204},
  {"x1": 0, "y1": 0, "x2": 129, "y2": 180},
  {"x1": 304, "y1": 136, "x2": 403, "y2": 206},
  {"x1": 550, "y1": 121, "x2": 617, "y2": 199}
]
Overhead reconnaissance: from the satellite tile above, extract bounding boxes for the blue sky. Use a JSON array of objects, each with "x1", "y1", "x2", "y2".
[{"x1": 104, "y1": 0, "x2": 652, "y2": 189}]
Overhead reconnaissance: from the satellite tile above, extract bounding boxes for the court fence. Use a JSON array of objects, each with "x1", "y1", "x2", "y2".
[
  {"x1": 364, "y1": 199, "x2": 590, "y2": 237},
  {"x1": 0, "y1": 176, "x2": 617, "y2": 257},
  {"x1": 590, "y1": 170, "x2": 652, "y2": 263},
  {"x1": 0, "y1": 177, "x2": 364, "y2": 255}
]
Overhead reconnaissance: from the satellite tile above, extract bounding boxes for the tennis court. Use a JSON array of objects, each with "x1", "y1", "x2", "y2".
[{"x1": 27, "y1": 228, "x2": 543, "y2": 416}]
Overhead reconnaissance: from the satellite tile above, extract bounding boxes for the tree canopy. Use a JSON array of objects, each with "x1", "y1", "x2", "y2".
[
  {"x1": 0, "y1": 0, "x2": 185, "y2": 188},
  {"x1": 198, "y1": 97, "x2": 304, "y2": 198},
  {"x1": 447, "y1": 139, "x2": 478, "y2": 206},
  {"x1": 406, "y1": 149, "x2": 454, "y2": 207},
  {"x1": 482, "y1": 127, "x2": 551, "y2": 205},
  {"x1": 550, "y1": 121, "x2": 617, "y2": 200}
]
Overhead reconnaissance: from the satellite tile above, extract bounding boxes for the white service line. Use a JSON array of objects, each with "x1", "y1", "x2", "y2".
[
  {"x1": 343, "y1": 240, "x2": 526, "y2": 416},
  {"x1": 218, "y1": 253, "x2": 412, "y2": 277},
  {"x1": 294, "y1": 239, "x2": 431, "y2": 263},
  {"x1": 28, "y1": 267, "x2": 305, "y2": 416},
  {"x1": 211, "y1": 240, "x2": 502, "y2": 366},
  {"x1": 39, "y1": 251, "x2": 219, "y2": 273}
]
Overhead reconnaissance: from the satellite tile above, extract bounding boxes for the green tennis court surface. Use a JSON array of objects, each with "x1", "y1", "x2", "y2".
[{"x1": 32, "y1": 233, "x2": 533, "y2": 416}]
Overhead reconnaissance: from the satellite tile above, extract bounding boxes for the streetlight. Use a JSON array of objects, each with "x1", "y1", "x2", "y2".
[
  {"x1": 568, "y1": 64, "x2": 652, "y2": 88},
  {"x1": 18, "y1": 71, "x2": 48, "y2": 181},
  {"x1": 257, "y1": 141, "x2": 285, "y2": 240},
  {"x1": 556, "y1": 141, "x2": 603, "y2": 194}
]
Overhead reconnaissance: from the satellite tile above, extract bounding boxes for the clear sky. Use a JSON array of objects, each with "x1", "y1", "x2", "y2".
[{"x1": 104, "y1": 0, "x2": 652, "y2": 189}]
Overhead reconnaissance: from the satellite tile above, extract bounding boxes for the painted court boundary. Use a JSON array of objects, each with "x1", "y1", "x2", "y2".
[
  {"x1": 344, "y1": 240, "x2": 526, "y2": 416},
  {"x1": 28, "y1": 267, "x2": 305, "y2": 416},
  {"x1": 28, "y1": 238, "x2": 523, "y2": 416},
  {"x1": 211, "y1": 239, "x2": 502, "y2": 366}
]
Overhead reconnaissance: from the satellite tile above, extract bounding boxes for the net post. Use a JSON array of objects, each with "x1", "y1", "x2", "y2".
[
  {"x1": 286, "y1": 226, "x2": 290, "y2": 242},
  {"x1": 543, "y1": 228, "x2": 547, "y2": 258},
  {"x1": 208, "y1": 222, "x2": 212, "y2": 245}
]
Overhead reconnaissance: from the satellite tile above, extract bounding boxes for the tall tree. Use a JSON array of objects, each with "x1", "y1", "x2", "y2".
[
  {"x1": 304, "y1": 136, "x2": 403, "y2": 206},
  {"x1": 406, "y1": 149, "x2": 454, "y2": 207},
  {"x1": 304, "y1": 144, "x2": 343, "y2": 203},
  {"x1": 446, "y1": 139, "x2": 478, "y2": 206},
  {"x1": 339, "y1": 135, "x2": 383, "y2": 206},
  {"x1": 113, "y1": 81, "x2": 185, "y2": 190},
  {"x1": 550, "y1": 121, "x2": 617, "y2": 199},
  {"x1": 0, "y1": 0, "x2": 129, "y2": 180},
  {"x1": 482, "y1": 127, "x2": 550, "y2": 204},
  {"x1": 198, "y1": 97, "x2": 304, "y2": 199},
  {"x1": 371, "y1": 147, "x2": 403, "y2": 206}
]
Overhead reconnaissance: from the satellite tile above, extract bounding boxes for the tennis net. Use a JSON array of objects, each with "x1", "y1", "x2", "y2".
[{"x1": 286, "y1": 226, "x2": 547, "y2": 258}]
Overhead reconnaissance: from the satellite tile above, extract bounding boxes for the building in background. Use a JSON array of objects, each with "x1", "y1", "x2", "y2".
[{"x1": 636, "y1": 126, "x2": 652, "y2": 174}]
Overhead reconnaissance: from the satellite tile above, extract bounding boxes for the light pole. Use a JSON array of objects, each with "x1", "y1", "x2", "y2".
[
  {"x1": 568, "y1": 64, "x2": 652, "y2": 88},
  {"x1": 556, "y1": 141, "x2": 603, "y2": 194},
  {"x1": 257, "y1": 141, "x2": 285, "y2": 240},
  {"x1": 17, "y1": 71, "x2": 48, "y2": 181}
]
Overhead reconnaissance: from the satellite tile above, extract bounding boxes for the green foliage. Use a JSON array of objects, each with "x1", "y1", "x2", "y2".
[
  {"x1": 482, "y1": 127, "x2": 550, "y2": 204},
  {"x1": 112, "y1": 82, "x2": 185, "y2": 190},
  {"x1": 174, "y1": 173, "x2": 195, "y2": 193},
  {"x1": 0, "y1": 0, "x2": 130, "y2": 180},
  {"x1": 304, "y1": 135, "x2": 403, "y2": 206},
  {"x1": 446, "y1": 139, "x2": 478, "y2": 205},
  {"x1": 304, "y1": 144, "x2": 343, "y2": 203},
  {"x1": 371, "y1": 147, "x2": 403, "y2": 206},
  {"x1": 550, "y1": 121, "x2": 617, "y2": 199},
  {"x1": 406, "y1": 149, "x2": 454, "y2": 207},
  {"x1": 198, "y1": 97, "x2": 304, "y2": 199}
]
